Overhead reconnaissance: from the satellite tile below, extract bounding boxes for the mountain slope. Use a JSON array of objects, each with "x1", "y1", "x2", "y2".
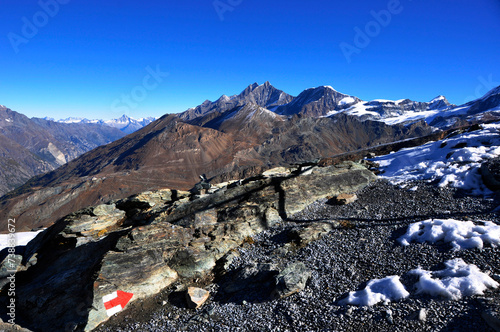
[
  {"x1": 2, "y1": 82, "x2": 500, "y2": 232},
  {"x1": 0, "y1": 107, "x2": 125, "y2": 195}
]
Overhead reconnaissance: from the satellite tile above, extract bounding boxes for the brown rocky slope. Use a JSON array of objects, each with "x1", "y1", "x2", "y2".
[{"x1": 0, "y1": 111, "x2": 432, "y2": 233}]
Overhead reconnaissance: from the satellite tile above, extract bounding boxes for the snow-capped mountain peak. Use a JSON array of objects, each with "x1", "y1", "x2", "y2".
[{"x1": 53, "y1": 115, "x2": 157, "y2": 134}]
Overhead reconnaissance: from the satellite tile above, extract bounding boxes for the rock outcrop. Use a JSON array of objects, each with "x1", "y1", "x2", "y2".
[{"x1": 0, "y1": 161, "x2": 376, "y2": 331}]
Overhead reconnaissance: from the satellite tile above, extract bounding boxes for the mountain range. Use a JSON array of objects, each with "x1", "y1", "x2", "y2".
[
  {"x1": 1, "y1": 82, "x2": 500, "y2": 232},
  {"x1": 0, "y1": 107, "x2": 126, "y2": 196},
  {"x1": 52, "y1": 115, "x2": 157, "y2": 134}
]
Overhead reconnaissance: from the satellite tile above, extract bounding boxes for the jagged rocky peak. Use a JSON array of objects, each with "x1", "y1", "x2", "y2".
[
  {"x1": 179, "y1": 82, "x2": 293, "y2": 121},
  {"x1": 428, "y1": 95, "x2": 453, "y2": 110},
  {"x1": 233, "y1": 81, "x2": 294, "y2": 109},
  {"x1": 275, "y1": 85, "x2": 360, "y2": 117}
]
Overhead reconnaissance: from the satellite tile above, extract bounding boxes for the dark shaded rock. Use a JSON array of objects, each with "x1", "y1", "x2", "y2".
[
  {"x1": 482, "y1": 157, "x2": 500, "y2": 191},
  {"x1": 483, "y1": 310, "x2": 500, "y2": 332},
  {"x1": 273, "y1": 262, "x2": 311, "y2": 298},
  {"x1": 219, "y1": 263, "x2": 279, "y2": 304}
]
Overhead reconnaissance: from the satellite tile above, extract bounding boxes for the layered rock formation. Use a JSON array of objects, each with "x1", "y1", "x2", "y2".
[{"x1": 0, "y1": 161, "x2": 376, "y2": 331}]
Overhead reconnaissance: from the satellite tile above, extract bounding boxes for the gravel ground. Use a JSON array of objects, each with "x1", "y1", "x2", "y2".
[{"x1": 95, "y1": 179, "x2": 500, "y2": 332}]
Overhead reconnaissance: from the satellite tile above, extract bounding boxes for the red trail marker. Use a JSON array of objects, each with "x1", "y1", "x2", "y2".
[{"x1": 103, "y1": 290, "x2": 134, "y2": 316}]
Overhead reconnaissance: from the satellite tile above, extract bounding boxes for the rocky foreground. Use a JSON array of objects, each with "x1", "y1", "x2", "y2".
[
  {"x1": 93, "y1": 179, "x2": 500, "y2": 332},
  {"x1": 1, "y1": 156, "x2": 500, "y2": 331}
]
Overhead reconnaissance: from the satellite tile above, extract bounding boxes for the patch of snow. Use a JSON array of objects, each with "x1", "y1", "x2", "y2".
[
  {"x1": 373, "y1": 122, "x2": 500, "y2": 195},
  {"x1": 323, "y1": 85, "x2": 337, "y2": 92},
  {"x1": 0, "y1": 230, "x2": 44, "y2": 252},
  {"x1": 5, "y1": 118, "x2": 12, "y2": 123},
  {"x1": 410, "y1": 258, "x2": 499, "y2": 300},
  {"x1": 398, "y1": 219, "x2": 500, "y2": 250},
  {"x1": 59, "y1": 117, "x2": 86, "y2": 123},
  {"x1": 344, "y1": 102, "x2": 381, "y2": 118},
  {"x1": 339, "y1": 276, "x2": 409, "y2": 306},
  {"x1": 380, "y1": 109, "x2": 441, "y2": 126},
  {"x1": 371, "y1": 99, "x2": 396, "y2": 103},
  {"x1": 339, "y1": 96, "x2": 356, "y2": 105},
  {"x1": 430, "y1": 95, "x2": 446, "y2": 103}
]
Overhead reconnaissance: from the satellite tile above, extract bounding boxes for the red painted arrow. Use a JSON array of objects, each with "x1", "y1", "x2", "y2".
[{"x1": 104, "y1": 290, "x2": 134, "y2": 310}]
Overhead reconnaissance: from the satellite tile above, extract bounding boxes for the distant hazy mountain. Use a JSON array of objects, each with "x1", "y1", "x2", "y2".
[
  {"x1": 2, "y1": 82, "x2": 500, "y2": 232},
  {"x1": 0, "y1": 107, "x2": 125, "y2": 195},
  {"x1": 56, "y1": 114, "x2": 157, "y2": 134}
]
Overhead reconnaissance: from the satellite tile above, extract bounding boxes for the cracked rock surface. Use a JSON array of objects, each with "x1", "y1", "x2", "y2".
[{"x1": 94, "y1": 180, "x2": 500, "y2": 332}]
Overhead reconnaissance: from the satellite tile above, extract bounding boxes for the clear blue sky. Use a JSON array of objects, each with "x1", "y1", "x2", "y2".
[{"x1": 1, "y1": 0, "x2": 499, "y2": 120}]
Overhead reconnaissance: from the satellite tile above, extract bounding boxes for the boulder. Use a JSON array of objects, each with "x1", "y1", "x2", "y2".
[
  {"x1": 281, "y1": 162, "x2": 376, "y2": 217},
  {"x1": 273, "y1": 262, "x2": 312, "y2": 298}
]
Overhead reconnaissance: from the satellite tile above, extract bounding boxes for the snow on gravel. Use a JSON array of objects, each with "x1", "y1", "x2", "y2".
[
  {"x1": 339, "y1": 275, "x2": 409, "y2": 306},
  {"x1": 410, "y1": 258, "x2": 499, "y2": 300},
  {"x1": 373, "y1": 122, "x2": 500, "y2": 195},
  {"x1": 398, "y1": 219, "x2": 500, "y2": 250}
]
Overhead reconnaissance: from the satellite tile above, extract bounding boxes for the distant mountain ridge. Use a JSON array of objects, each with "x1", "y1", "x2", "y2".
[
  {"x1": 178, "y1": 82, "x2": 461, "y2": 127},
  {"x1": 0, "y1": 107, "x2": 126, "y2": 195},
  {"x1": 52, "y1": 114, "x2": 157, "y2": 134}
]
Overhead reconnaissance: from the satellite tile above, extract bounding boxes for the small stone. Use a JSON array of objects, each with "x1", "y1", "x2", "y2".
[
  {"x1": 265, "y1": 207, "x2": 283, "y2": 228},
  {"x1": 335, "y1": 194, "x2": 358, "y2": 205},
  {"x1": 274, "y1": 262, "x2": 311, "y2": 298},
  {"x1": 186, "y1": 287, "x2": 210, "y2": 309},
  {"x1": 162, "y1": 300, "x2": 167, "y2": 306},
  {"x1": 175, "y1": 284, "x2": 187, "y2": 292},
  {"x1": 386, "y1": 309, "x2": 394, "y2": 324},
  {"x1": 418, "y1": 308, "x2": 427, "y2": 322}
]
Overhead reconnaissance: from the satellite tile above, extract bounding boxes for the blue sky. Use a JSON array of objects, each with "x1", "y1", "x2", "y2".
[{"x1": 0, "y1": 0, "x2": 499, "y2": 120}]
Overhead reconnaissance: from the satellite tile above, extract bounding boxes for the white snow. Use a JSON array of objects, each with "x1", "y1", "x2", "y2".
[
  {"x1": 339, "y1": 276, "x2": 410, "y2": 306},
  {"x1": 0, "y1": 230, "x2": 44, "y2": 252},
  {"x1": 373, "y1": 122, "x2": 500, "y2": 195},
  {"x1": 380, "y1": 109, "x2": 441, "y2": 126},
  {"x1": 5, "y1": 118, "x2": 12, "y2": 123},
  {"x1": 371, "y1": 99, "x2": 404, "y2": 104},
  {"x1": 344, "y1": 102, "x2": 381, "y2": 118},
  {"x1": 410, "y1": 258, "x2": 499, "y2": 300},
  {"x1": 430, "y1": 95, "x2": 446, "y2": 103},
  {"x1": 322, "y1": 85, "x2": 337, "y2": 91},
  {"x1": 339, "y1": 96, "x2": 356, "y2": 105},
  {"x1": 398, "y1": 219, "x2": 500, "y2": 250}
]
